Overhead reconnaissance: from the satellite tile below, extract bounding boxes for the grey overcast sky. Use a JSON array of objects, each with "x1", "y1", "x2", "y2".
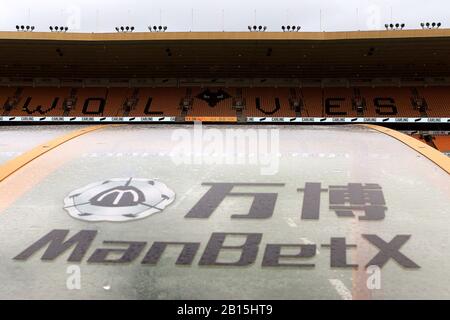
[{"x1": 0, "y1": 0, "x2": 448, "y2": 33}]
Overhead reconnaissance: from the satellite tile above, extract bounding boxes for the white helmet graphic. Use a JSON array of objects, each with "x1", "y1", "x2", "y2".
[{"x1": 64, "y1": 178, "x2": 175, "y2": 222}]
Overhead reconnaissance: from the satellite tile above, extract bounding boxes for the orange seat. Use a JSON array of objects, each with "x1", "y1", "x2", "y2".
[
  {"x1": 433, "y1": 136, "x2": 450, "y2": 152},
  {"x1": 360, "y1": 87, "x2": 420, "y2": 117},
  {"x1": 129, "y1": 88, "x2": 185, "y2": 117},
  {"x1": 1, "y1": 85, "x2": 449, "y2": 118},
  {"x1": 323, "y1": 88, "x2": 355, "y2": 117},
  {"x1": 243, "y1": 87, "x2": 294, "y2": 117},
  {"x1": 417, "y1": 87, "x2": 450, "y2": 118},
  {"x1": 188, "y1": 87, "x2": 236, "y2": 117}
]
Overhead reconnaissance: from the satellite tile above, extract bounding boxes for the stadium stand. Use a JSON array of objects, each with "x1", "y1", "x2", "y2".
[
  {"x1": 189, "y1": 87, "x2": 236, "y2": 117},
  {"x1": 300, "y1": 87, "x2": 323, "y2": 117},
  {"x1": 432, "y1": 135, "x2": 450, "y2": 153},
  {"x1": 243, "y1": 87, "x2": 294, "y2": 117},
  {"x1": 1, "y1": 86, "x2": 449, "y2": 118},
  {"x1": 0, "y1": 86, "x2": 19, "y2": 115},
  {"x1": 127, "y1": 87, "x2": 187, "y2": 117},
  {"x1": 359, "y1": 87, "x2": 421, "y2": 118},
  {"x1": 102, "y1": 87, "x2": 133, "y2": 117},
  {"x1": 412, "y1": 133, "x2": 450, "y2": 153},
  {"x1": 417, "y1": 87, "x2": 450, "y2": 118},
  {"x1": 323, "y1": 88, "x2": 355, "y2": 117},
  {"x1": 20, "y1": 87, "x2": 69, "y2": 116},
  {"x1": 72, "y1": 88, "x2": 108, "y2": 116}
]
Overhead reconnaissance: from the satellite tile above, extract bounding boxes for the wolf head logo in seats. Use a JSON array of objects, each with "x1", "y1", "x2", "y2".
[
  {"x1": 64, "y1": 178, "x2": 175, "y2": 222},
  {"x1": 196, "y1": 88, "x2": 231, "y2": 107}
]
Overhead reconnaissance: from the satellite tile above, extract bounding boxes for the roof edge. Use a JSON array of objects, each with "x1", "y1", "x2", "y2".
[{"x1": 1, "y1": 29, "x2": 450, "y2": 42}]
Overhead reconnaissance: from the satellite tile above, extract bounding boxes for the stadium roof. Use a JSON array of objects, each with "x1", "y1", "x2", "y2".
[{"x1": 0, "y1": 29, "x2": 450, "y2": 79}]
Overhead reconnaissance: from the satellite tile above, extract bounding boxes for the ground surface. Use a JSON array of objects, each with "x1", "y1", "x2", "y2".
[{"x1": 0, "y1": 124, "x2": 448, "y2": 299}]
